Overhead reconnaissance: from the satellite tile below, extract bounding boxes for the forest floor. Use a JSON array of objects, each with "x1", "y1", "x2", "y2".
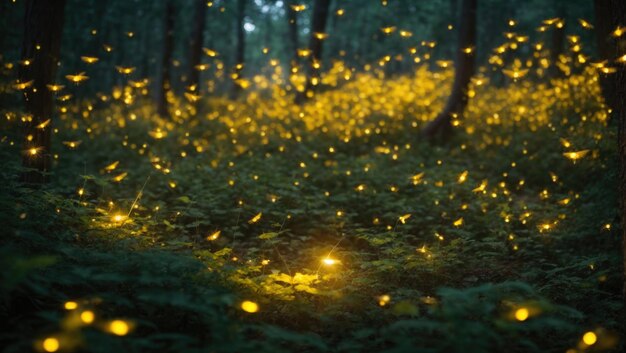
[{"x1": 0, "y1": 66, "x2": 623, "y2": 352}]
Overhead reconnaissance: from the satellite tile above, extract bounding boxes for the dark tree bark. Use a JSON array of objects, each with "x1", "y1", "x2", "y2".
[
  {"x1": 18, "y1": 0, "x2": 66, "y2": 184},
  {"x1": 286, "y1": 0, "x2": 299, "y2": 69},
  {"x1": 422, "y1": 0, "x2": 477, "y2": 139},
  {"x1": 157, "y1": 0, "x2": 175, "y2": 118},
  {"x1": 549, "y1": 3, "x2": 567, "y2": 78},
  {"x1": 230, "y1": 0, "x2": 246, "y2": 99},
  {"x1": 295, "y1": 0, "x2": 332, "y2": 104},
  {"x1": 448, "y1": 0, "x2": 458, "y2": 59},
  {"x1": 188, "y1": 0, "x2": 207, "y2": 91},
  {"x1": 594, "y1": 0, "x2": 626, "y2": 303}
]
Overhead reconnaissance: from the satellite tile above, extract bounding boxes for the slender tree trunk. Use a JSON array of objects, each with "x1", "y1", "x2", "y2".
[
  {"x1": 295, "y1": 0, "x2": 332, "y2": 104},
  {"x1": 0, "y1": 1, "x2": 9, "y2": 52},
  {"x1": 157, "y1": 0, "x2": 175, "y2": 118},
  {"x1": 549, "y1": 3, "x2": 567, "y2": 78},
  {"x1": 422, "y1": 0, "x2": 477, "y2": 139},
  {"x1": 188, "y1": 0, "x2": 207, "y2": 91},
  {"x1": 595, "y1": 0, "x2": 624, "y2": 113},
  {"x1": 448, "y1": 0, "x2": 458, "y2": 59},
  {"x1": 594, "y1": 0, "x2": 626, "y2": 305},
  {"x1": 286, "y1": 0, "x2": 299, "y2": 69},
  {"x1": 230, "y1": 0, "x2": 246, "y2": 99},
  {"x1": 18, "y1": 0, "x2": 66, "y2": 184},
  {"x1": 139, "y1": 3, "x2": 153, "y2": 80}
]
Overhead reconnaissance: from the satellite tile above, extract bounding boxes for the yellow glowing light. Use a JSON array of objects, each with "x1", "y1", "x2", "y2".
[
  {"x1": 559, "y1": 138, "x2": 571, "y2": 148},
  {"x1": 437, "y1": 60, "x2": 452, "y2": 68},
  {"x1": 457, "y1": 170, "x2": 468, "y2": 183},
  {"x1": 538, "y1": 223, "x2": 553, "y2": 233},
  {"x1": 322, "y1": 258, "x2": 337, "y2": 266},
  {"x1": 473, "y1": 180, "x2": 487, "y2": 193},
  {"x1": 248, "y1": 212, "x2": 262, "y2": 224},
  {"x1": 378, "y1": 294, "x2": 391, "y2": 306},
  {"x1": 112, "y1": 214, "x2": 126, "y2": 223},
  {"x1": 398, "y1": 214, "x2": 411, "y2": 224},
  {"x1": 578, "y1": 18, "x2": 593, "y2": 29},
  {"x1": 58, "y1": 94, "x2": 72, "y2": 102},
  {"x1": 203, "y1": 48, "x2": 218, "y2": 57},
  {"x1": 109, "y1": 320, "x2": 130, "y2": 336},
  {"x1": 129, "y1": 79, "x2": 149, "y2": 88},
  {"x1": 515, "y1": 307, "x2": 529, "y2": 321},
  {"x1": 502, "y1": 68, "x2": 529, "y2": 79},
  {"x1": 600, "y1": 66, "x2": 617, "y2": 74},
  {"x1": 111, "y1": 172, "x2": 128, "y2": 182},
  {"x1": 453, "y1": 217, "x2": 464, "y2": 227},
  {"x1": 81, "y1": 56, "x2": 99, "y2": 64},
  {"x1": 65, "y1": 72, "x2": 89, "y2": 83},
  {"x1": 42, "y1": 337, "x2": 60, "y2": 352},
  {"x1": 149, "y1": 129, "x2": 166, "y2": 139},
  {"x1": 104, "y1": 161, "x2": 119, "y2": 172},
  {"x1": 582, "y1": 331, "x2": 597, "y2": 345},
  {"x1": 80, "y1": 310, "x2": 95, "y2": 324},
  {"x1": 115, "y1": 66, "x2": 135, "y2": 75},
  {"x1": 206, "y1": 230, "x2": 221, "y2": 241},
  {"x1": 411, "y1": 172, "x2": 425, "y2": 185},
  {"x1": 64, "y1": 301, "x2": 78, "y2": 310},
  {"x1": 241, "y1": 300, "x2": 259, "y2": 313},
  {"x1": 297, "y1": 49, "x2": 311, "y2": 57},
  {"x1": 563, "y1": 150, "x2": 590, "y2": 161},
  {"x1": 290, "y1": 4, "x2": 306, "y2": 12},
  {"x1": 46, "y1": 84, "x2": 64, "y2": 92},
  {"x1": 14, "y1": 80, "x2": 33, "y2": 90},
  {"x1": 62, "y1": 140, "x2": 81, "y2": 149},
  {"x1": 36, "y1": 119, "x2": 51, "y2": 129}
]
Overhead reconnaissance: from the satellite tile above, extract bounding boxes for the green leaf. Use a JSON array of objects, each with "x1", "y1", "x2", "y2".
[{"x1": 259, "y1": 232, "x2": 279, "y2": 240}]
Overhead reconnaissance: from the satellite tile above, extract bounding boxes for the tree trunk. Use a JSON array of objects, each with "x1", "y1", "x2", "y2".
[
  {"x1": 188, "y1": 0, "x2": 207, "y2": 91},
  {"x1": 18, "y1": 0, "x2": 66, "y2": 184},
  {"x1": 448, "y1": 0, "x2": 458, "y2": 59},
  {"x1": 157, "y1": 0, "x2": 175, "y2": 118},
  {"x1": 295, "y1": 0, "x2": 332, "y2": 104},
  {"x1": 286, "y1": 0, "x2": 299, "y2": 69},
  {"x1": 422, "y1": 0, "x2": 477, "y2": 139},
  {"x1": 230, "y1": 0, "x2": 246, "y2": 99},
  {"x1": 549, "y1": 3, "x2": 567, "y2": 78},
  {"x1": 594, "y1": 0, "x2": 626, "y2": 304}
]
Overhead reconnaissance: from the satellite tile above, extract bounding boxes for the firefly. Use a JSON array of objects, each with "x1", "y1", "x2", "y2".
[
  {"x1": 81, "y1": 56, "x2": 99, "y2": 64},
  {"x1": 66, "y1": 72, "x2": 89, "y2": 84},
  {"x1": 248, "y1": 212, "x2": 262, "y2": 224}
]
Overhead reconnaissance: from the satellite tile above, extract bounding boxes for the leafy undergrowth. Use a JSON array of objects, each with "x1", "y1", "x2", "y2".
[{"x1": 0, "y1": 65, "x2": 623, "y2": 352}]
